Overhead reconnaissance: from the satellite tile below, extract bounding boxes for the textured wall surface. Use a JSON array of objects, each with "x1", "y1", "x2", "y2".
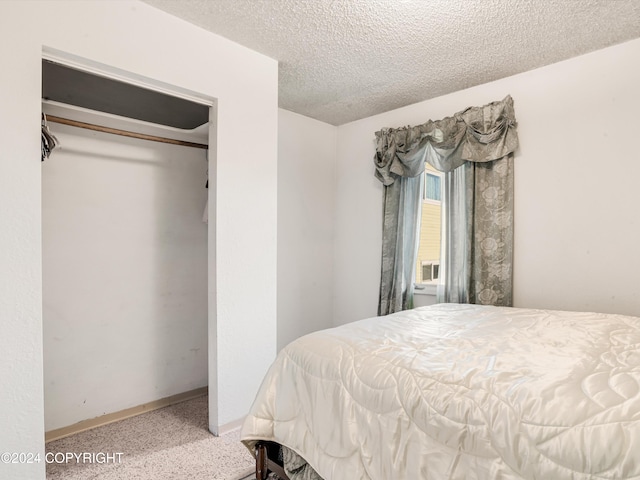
[
  {"x1": 277, "y1": 109, "x2": 337, "y2": 351},
  {"x1": 0, "y1": 2, "x2": 277, "y2": 478},
  {"x1": 333, "y1": 38, "x2": 640, "y2": 326},
  {"x1": 143, "y1": 0, "x2": 640, "y2": 125}
]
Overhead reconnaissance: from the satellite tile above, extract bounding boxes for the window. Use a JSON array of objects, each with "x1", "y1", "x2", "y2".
[
  {"x1": 421, "y1": 261, "x2": 440, "y2": 283},
  {"x1": 424, "y1": 172, "x2": 441, "y2": 202},
  {"x1": 416, "y1": 166, "x2": 443, "y2": 286}
]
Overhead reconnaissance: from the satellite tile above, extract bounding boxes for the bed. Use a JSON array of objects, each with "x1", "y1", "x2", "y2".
[{"x1": 241, "y1": 303, "x2": 640, "y2": 479}]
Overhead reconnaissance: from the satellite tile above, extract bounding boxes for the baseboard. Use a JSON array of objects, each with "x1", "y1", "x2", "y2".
[
  {"x1": 216, "y1": 416, "x2": 245, "y2": 436},
  {"x1": 45, "y1": 386, "x2": 208, "y2": 443}
]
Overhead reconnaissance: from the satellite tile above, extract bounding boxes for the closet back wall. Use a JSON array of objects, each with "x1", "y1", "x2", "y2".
[{"x1": 42, "y1": 111, "x2": 208, "y2": 431}]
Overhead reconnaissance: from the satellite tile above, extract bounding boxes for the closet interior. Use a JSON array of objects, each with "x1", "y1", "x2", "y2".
[{"x1": 41, "y1": 59, "x2": 211, "y2": 441}]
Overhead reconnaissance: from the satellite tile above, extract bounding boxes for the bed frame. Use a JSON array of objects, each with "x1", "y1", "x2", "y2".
[{"x1": 255, "y1": 441, "x2": 292, "y2": 480}]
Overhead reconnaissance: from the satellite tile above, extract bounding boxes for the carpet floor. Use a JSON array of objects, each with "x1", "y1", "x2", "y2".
[{"x1": 46, "y1": 395, "x2": 255, "y2": 480}]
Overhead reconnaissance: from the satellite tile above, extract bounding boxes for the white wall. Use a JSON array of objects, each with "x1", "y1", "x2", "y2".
[
  {"x1": 334, "y1": 38, "x2": 640, "y2": 326},
  {"x1": 277, "y1": 109, "x2": 337, "y2": 350},
  {"x1": 414, "y1": 292, "x2": 438, "y2": 308},
  {"x1": 0, "y1": 2, "x2": 277, "y2": 478},
  {"x1": 42, "y1": 104, "x2": 208, "y2": 431}
]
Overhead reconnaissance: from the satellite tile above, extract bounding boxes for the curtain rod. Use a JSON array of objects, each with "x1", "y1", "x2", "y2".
[{"x1": 46, "y1": 115, "x2": 208, "y2": 150}]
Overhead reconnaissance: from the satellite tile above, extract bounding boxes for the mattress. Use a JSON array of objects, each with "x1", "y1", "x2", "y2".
[{"x1": 241, "y1": 304, "x2": 640, "y2": 479}]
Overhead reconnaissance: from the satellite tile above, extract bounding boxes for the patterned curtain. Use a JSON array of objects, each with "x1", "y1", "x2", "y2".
[{"x1": 374, "y1": 96, "x2": 519, "y2": 313}]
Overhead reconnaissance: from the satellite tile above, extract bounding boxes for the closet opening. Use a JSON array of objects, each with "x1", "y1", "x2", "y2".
[{"x1": 41, "y1": 57, "x2": 213, "y2": 448}]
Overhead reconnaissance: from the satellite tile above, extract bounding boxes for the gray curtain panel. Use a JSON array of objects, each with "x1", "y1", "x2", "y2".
[
  {"x1": 377, "y1": 174, "x2": 423, "y2": 316},
  {"x1": 374, "y1": 95, "x2": 519, "y2": 313}
]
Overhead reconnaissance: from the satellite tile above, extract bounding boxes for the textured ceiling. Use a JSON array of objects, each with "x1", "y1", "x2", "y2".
[{"x1": 142, "y1": 0, "x2": 640, "y2": 125}]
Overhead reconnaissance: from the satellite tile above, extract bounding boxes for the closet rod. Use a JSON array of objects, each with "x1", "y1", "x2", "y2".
[{"x1": 46, "y1": 115, "x2": 208, "y2": 150}]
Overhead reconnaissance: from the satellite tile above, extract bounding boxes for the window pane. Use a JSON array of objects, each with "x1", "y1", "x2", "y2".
[
  {"x1": 422, "y1": 264, "x2": 432, "y2": 282},
  {"x1": 425, "y1": 173, "x2": 441, "y2": 201}
]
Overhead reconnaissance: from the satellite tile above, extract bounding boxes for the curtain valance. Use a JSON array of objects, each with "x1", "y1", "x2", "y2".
[
  {"x1": 374, "y1": 95, "x2": 519, "y2": 315},
  {"x1": 374, "y1": 95, "x2": 518, "y2": 185}
]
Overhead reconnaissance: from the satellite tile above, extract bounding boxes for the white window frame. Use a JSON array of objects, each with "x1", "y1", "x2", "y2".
[
  {"x1": 416, "y1": 168, "x2": 444, "y2": 296},
  {"x1": 420, "y1": 260, "x2": 440, "y2": 284}
]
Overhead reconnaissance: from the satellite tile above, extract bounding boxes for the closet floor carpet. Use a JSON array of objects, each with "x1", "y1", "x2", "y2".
[{"x1": 46, "y1": 395, "x2": 255, "y2": 480}]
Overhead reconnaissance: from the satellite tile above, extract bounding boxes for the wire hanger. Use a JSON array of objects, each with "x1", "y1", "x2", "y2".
[{"x1": 41, "y1": 113, "x2": 60, "y2": 161}]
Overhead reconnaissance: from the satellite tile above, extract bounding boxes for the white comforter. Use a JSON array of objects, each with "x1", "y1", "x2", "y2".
[{"x1": 241, "y1": 304, "x2": 640, "y2": 479}]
